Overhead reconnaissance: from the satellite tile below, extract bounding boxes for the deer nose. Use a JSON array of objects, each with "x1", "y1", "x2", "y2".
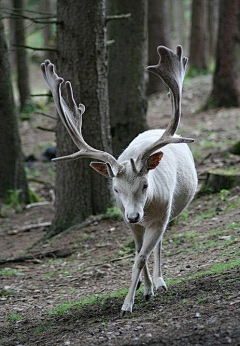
[{"x1": 127, "y1": 213, "x2": 140, "y2": 223}]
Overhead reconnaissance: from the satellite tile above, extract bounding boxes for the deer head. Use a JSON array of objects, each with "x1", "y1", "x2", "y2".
[{"x1": 41, "y1": 45, "x2": 193, "y2": 224}]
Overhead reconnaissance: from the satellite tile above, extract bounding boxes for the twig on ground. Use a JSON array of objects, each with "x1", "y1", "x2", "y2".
[{"x1": 0, "y1": 248, "x2": 74, "y2": 265}]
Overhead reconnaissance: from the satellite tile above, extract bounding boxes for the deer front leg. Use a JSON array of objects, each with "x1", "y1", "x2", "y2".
[
  {"x1": 130, "y1": 225, "x2": 154, "y2": 299},
  {"x1": 121, "y1": 223, "x2": 166, "y2": 316},
  {"x1": 153, "y1": 237, "x2": 168, "y2": 291}
]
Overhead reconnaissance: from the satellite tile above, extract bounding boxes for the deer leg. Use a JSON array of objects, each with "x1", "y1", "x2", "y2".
[
  {"x1": 153, "y1": 238, "x2": 168, "y2": 291},
  {"x1": 121, "y1": 223, "x2": 166, "y2": 316},
  {"x1": 130, "y1": 225, "x2": 154, "y2": 299}
]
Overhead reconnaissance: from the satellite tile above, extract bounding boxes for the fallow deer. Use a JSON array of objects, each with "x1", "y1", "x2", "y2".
[{"x1": 41, "y1": 45, "x2": 198, "y2": 316}]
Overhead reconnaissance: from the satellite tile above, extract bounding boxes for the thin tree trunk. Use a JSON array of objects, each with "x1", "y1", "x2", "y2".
[
  {"x1": 0, "y1": 16, "x2": 29, "y2": 203},
  {"x1": 189, "y1": 0, "x2": 209, "y2": 70},
  {"x1": 49, "y1": 0, "x2": 111, "y2": 236},
  {"x1": 40, "y1": 0, "x2": 56, "y2": 61},
  {"x1": 148, "y1": 0, "x2": 171, "y2": 95},
  {"x1": 209, "y1": 0, "x2": 239, "y2": 108},
  {"x1": 208, "y1": 0, "x2": 219, "y2": 59},
  {"x1": 13, "y1": 0, "x2": 31, "y2": 112}
]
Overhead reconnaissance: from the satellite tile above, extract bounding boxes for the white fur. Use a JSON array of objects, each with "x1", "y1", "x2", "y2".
[{"x1": 113, "y1": 129, "x2": 198, "y2": 315}]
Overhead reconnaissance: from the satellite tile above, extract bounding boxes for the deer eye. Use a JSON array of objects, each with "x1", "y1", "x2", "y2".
[
  {"x1": 142, "y1": 183, "x2": 148, "y2": 190},
  {"x1": 114, "y1": 188, "x2": 119, "y2": 193}
]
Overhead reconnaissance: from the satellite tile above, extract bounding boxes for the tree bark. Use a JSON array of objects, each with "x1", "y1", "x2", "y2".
[
  {"x1": 12, "y1": 0, "x2": 31, "y2": 112},
  {"x1": 107, "y1": 0, "x2": 148, "y2": 157},
  {"x1": 0, "y1": 16, "x2": 29, "y2": 203},
  {"x1": 49, "y1": 0, "x2": 112, "y2": 235},
  {"x1": 148, "y1": 0, "x2": 171, "y2": 95},
  {"x1": 189, "y1": 0, "x2": 209, "y2": 70},
  {"x1": 209, "y1": 0, "x2": 240, "y2": 108}
]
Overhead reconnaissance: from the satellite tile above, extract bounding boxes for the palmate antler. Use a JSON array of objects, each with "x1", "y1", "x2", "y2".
[
  {"x1": 40, "y1": 60, "x2": 122, "y2": 177},
  {"x1": 41, "y1": 46, "x2": 193, "y2": 177},
  {"x1": 136, "y1": 45, "x2": 194, "y2": 166}
]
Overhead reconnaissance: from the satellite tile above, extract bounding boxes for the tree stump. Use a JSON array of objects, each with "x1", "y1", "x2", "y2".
[
  {"x1": 230, "y1": 141, "x2": 240, "y2": 155},
  {"x1": 204, "y1": 167, "x2": 240, "y2": 193}
]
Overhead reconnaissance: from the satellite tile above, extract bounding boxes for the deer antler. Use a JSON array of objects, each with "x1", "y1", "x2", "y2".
[
  {"x1": 137, "y1": 45, "x2": 194, "y2": 165},
  {"x1": 41, "y1": 60, "x2": 122, "y2": 176}
]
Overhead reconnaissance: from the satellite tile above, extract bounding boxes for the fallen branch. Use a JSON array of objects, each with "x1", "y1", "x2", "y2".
[
  {"x1": 25, "y1": 202, "x2": 52, "y2": 209},
  {"x1": 37, "y1": 126, "x2": 55, "y2": 132},
  {"x1": 8, "y1": 222, "x2": 51, "y2": 234},
  {"x1": 0, "y1": 248, "x2": 74, "y2": 265}
]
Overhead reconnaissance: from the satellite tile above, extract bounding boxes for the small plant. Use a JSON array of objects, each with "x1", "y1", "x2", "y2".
[
  {"x1": 106, "y1": 206, "x2": 122, "y2": 218},
  {"x1": 5, "y1": 189, "x2": 22, "y2": 212},
  {"x1": 28, "y1": 187, "x2": 42, "y2": 203},
  {"x1": 6, "y1": 313, "x2": 23, "y2": 322},
  {"x1": 196, "y1": 294, "x2": 210, "y2": 304},
  {"x1": 220, "y1": 189, "x2": 229, "y2": 201}
]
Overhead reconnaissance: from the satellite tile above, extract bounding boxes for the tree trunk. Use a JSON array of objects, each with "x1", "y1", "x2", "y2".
[
  {"x1": 12, "y1": 0, "x2": 31, "y2": 112},
  {"x1": 189, "y1": 0, "x2": 209, "y2": 71},
  {"x1": 107, "y1": 0, "x2": 148, "y2": 157},
  {"x1": 148, "y1": 0, "x2": 171, "y2": 95},
  {"x1": 209, "y1": 0, "x2": 240, "y2": 108},
  {"x1": 0, "y1": 17, "x2": 29, "y2": 204},
  {"x1": 208, "y1": 0, "x2": 219, "y2": 59},
  {"x1": 40, "y1": 0, "x2": 56, "y2": 61},
  {"x1": 49, "y1": 0, "x2": 112, "y2": 235}
]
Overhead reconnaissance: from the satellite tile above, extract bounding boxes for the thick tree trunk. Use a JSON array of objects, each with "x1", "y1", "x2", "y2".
[
  {"x1": 107, "y1": 0, "x2": 148, "y2": 157},
  {"x1": 209, "y1": 0, "x2": 239, "y2": 108},
  {"x1": 12, "y1": 0, "x2": 31, "y2": 112},
  {"x1": 148, "y1": 0, "x2": 171, "y2": 95},
  {"x1": 0, "y1": 18, "x2": 29, "y2": 203},
  {"x1": 189, "y1": 0, "x2": 209, "y2": 70},
  {"x1": 49, "y1": 0, "x2": 112, "y2": 235}
]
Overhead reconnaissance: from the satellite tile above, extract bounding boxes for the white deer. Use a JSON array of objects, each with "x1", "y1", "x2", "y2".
[{"x1": 41, "y1": 45, "x2": 198, "y2": 316}]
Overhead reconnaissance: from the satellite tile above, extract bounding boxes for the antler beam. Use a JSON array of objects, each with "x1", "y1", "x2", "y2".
[
  {"x1": 40, "y1": 60, "x2": 122, "y2": 176},
  {"x1": 137, "y1": 45, "x2": 194, "y2": 164}
]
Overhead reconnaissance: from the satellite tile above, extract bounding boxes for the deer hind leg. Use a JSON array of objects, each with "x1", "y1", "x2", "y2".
[
  {"x1": 121, "y1": 223, "x2": 166, "y2": 316},
  {"x1": 153, "y1": 238, "x2": 168, "y2": 291}
]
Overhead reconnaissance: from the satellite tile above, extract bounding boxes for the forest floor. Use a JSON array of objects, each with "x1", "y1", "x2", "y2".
[{"x1": 0, "y1": 75, "x2": 240, "y2": 346}]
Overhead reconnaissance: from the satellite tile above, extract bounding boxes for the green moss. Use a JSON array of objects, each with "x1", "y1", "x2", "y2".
[{"x1": 208, "y1": 167, "x2": 240, "y2": 177}]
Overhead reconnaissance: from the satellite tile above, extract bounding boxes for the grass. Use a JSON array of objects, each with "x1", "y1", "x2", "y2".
[
  {"x1": 48, "y1": 256, "x2": 240, "y2": 317},
  {"x1": 195, "y1": 209, "x2": 216, "y2": 222},
  {"x1": 0, "y1": 269, "x2": 23, "y2": 276},
  {"x1": 6, "y1": 313, "x2": 23, "y2": 322}
]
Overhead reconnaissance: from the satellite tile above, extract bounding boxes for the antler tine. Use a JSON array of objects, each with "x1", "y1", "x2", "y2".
[
  {"x1": 40, "y1": 60, "x2": 121, "y2": 175},
  {"x1": 137, "y1": 45, "x2": 194, "y2": 165}
]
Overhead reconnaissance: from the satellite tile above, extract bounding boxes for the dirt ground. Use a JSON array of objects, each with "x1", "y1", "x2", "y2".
[{"x1": 0, "y1": 75, "x2": 240, "y2": 346}]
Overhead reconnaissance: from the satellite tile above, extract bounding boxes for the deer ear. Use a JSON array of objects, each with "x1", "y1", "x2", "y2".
[
  {"x1": 90, "y1": 162, "x2": 113, "y2": 178},
  {"x1": 147, "y1": 152, "x2": 164, "y2": 170}
]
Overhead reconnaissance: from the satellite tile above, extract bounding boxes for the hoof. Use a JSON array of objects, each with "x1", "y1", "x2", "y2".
[
  {"x1": 120, "y1": 309, "x2": 132, "y2": 318},
  {"x1": 155, "y1": 277, "x2": 168, "y2": 292}
]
